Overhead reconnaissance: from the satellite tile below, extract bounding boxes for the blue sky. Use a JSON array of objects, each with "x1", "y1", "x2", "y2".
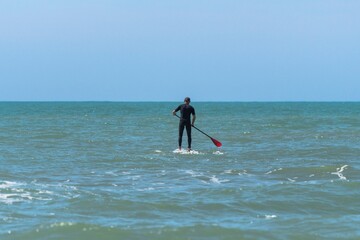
[{"x1": 1, "y1": 1, "x2": 359, "y2": 101}]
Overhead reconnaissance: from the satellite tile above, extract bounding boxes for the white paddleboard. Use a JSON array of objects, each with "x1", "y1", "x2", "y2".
[{"x1": 173, "y1": 149, "x2": 200, "y2": 155}]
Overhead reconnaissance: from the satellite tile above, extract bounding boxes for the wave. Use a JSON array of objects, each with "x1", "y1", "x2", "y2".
[
  {"x1": 0, "y1": 180, "x2": 78, "y2": 205},
  {"x1": 263, "y1": 165, "x2": 355, "y2": 183},
  {"x1": 4, "y1": 221, "x2": 360, "y2": 240},
  {"x1": 0, "y1": 222, "x2": 285, "y2": 240}
]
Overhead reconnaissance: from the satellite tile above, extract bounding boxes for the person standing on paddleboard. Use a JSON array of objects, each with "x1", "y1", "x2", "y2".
[{"x1": 173, "y1": 97, "x2": 196, "y2": 151}]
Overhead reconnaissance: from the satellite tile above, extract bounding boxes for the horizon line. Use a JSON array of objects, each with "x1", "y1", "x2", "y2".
[{"x1": 1, "y1": 100, "x2": 359, "y2": 103}]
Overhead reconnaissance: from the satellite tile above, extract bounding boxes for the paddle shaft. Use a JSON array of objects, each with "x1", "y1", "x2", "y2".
[{"x1": 175, "y1": 114, "x2": 215, "y2": 140}]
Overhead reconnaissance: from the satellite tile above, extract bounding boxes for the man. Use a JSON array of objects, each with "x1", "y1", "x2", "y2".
[{"x1": 172, "y1": 97, "x2": 196, "y2": 151}]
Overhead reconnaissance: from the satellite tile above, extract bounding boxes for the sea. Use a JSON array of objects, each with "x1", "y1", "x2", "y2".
[{"x1": 0, "y1": 102, "x2": 359, "y2": 240}]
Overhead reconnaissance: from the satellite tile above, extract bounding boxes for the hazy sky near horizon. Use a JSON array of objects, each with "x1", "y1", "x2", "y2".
[{"x1": 1, "y1": 1, "x2": 359, "y2": 101}]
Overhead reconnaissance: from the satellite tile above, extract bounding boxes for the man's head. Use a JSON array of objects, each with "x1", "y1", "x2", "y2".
[{"x1": 184, "y1": 97, "x2": 191, "y2": 104}]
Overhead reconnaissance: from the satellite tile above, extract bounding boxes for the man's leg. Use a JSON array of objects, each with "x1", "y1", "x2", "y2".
[
  {"x1": 178, "y1": 122, "x2": 185, "y2": 150},
  {"x1": 185, "y1": 123, "x2": 192, "y2": 150}
]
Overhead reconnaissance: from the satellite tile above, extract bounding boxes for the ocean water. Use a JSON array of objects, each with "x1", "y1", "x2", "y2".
[{"x1": 0, "y1": 102, "x2": 359, "y2": 240}]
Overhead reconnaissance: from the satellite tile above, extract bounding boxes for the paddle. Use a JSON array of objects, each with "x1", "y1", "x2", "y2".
[{"x1": 175, "y1": 114, "x2": 222, "y2": 147}]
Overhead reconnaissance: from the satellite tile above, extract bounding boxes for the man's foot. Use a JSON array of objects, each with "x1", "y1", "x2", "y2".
[
  {"x1": 187, "y1": 148, "x2": 191, "y2": 152},
  {"x1": 178, "y1": 147, "x2": 182, "y2": 151}
]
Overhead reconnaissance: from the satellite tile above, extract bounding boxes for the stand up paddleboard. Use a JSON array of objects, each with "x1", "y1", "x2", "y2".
[{"x1": 173, "y1": 149, "x2": 200, "y2": 155}]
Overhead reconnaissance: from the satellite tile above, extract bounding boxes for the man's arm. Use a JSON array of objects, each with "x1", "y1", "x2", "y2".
[
  {"x1": 191, "y1": 107, "x2": 196, "y2": 125},
  {"x1": 191, "y1": 114, "x2": 196, "y2": 126},
  {"x1": 173, "y1": 105, "x2": 181, "y2": 115}
]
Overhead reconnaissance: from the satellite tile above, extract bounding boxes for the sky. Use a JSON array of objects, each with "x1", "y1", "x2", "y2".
[{"x1": 1, "y1": 0, "x2": 359, "y2": 101}]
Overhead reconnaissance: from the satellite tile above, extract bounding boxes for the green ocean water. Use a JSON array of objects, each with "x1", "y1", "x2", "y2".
[{"x1": 1, "y1": 102, "x2": 359, "y2": 240}]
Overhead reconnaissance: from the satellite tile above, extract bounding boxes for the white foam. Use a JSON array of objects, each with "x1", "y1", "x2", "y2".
[
  {"x1": 331, "y1": 165, "x2": 348, "y2": 181},
  {"x1": 206, "y1": 176, "x2": 230, "y2": 184},
  {"x1": 50, "y1": 222, "x2": 75, "y2": 228},
  {"x1": 224, "y1": 169, "x2": 248, "y2": 175},
  {"x1": 213, "y1": 150, "x2": 224, "y2": 155},
  {"x1": 0, "y1": 181, "x2": 25, "y2": 204},
  {"x1": 0, "y1": 181, "x2": 21, "y2": 189},
  {"x1": 0, "y1": 180, "x2": 79, "y2": 204},
  {"x1": 0, "y1": 181, "x2": 32, "y2": 204},
  {"x1": 265, "y1": 168, "x2": 283, "y2": 175},
  {"x1": 105, "y1": 171, "x2": 118, "y2": 176},
  {"x1": 287, "y1": 178, "x2": 296, "y2": 183},
  {"x1": 210, "y1": 176, "x2": 222, "y2": 184},
  {"x1": 0, "y1": 193, "x2": 18, "y2": 204},
  {"x1": 137, "y1": 187, "x2": 155, "y2": 192},
  {"x1": 184, "y1": 170, "x2": 203, "y2": 177},
  {"x1": 173, "y1": 149, "x2": 200, "y2": 155}
]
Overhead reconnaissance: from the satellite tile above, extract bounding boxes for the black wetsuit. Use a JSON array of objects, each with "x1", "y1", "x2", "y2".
[{"x1": 174, "y1": 104, "x2": 196, "y2": 149}]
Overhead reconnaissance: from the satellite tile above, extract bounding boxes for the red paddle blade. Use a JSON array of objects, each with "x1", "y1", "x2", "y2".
[{"x1": 211, "y1": 138, "x2": 222, "y2": 147}]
